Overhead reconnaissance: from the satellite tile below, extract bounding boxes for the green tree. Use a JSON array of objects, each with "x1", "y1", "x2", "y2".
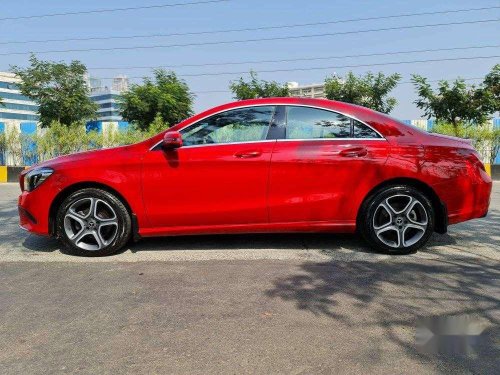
[
  {"x1": 324, "y1": 71, "x2": 401, "y2": 113},
  {"x1": 411, "y1": 65, "x2": 499, "y2": 132},
  {"x1": 483, "y1": 63, "x2": 499, "y2": 112},
  {"x1": 11, "y1": 54, "x2": 98, "y2": 127},
  {"x1": 229, "y1": 71, "x2": 289, "y2": 100},
  {"x1": 119, "y1": 69, "x2": 193, "y2": 131}
]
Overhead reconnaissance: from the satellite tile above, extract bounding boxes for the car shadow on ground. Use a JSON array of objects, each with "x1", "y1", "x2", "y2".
[
  {"x1": 21, "y1": 231, "x2": 374, "y2": 254},
  {"x1": 21, "y1": 230, "x2": 459, "y2": 256},
  {"x1": 129, "y1": 233, "x2": 378, "y2": 254}
]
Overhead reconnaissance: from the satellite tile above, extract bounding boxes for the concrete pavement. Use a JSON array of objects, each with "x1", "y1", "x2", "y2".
[{"x1": 0, "y1": 183, "x2": 498, "y2": 374}]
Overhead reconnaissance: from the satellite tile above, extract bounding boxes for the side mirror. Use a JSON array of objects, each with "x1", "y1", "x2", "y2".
[{"x1": 162, "y1": 130, "x2": 183, "y2": 150}]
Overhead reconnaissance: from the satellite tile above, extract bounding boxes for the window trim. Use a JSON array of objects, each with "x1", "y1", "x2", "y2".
[
  {"x1": 164, "y1": 139, "x2": 278, "y2": 150},
  {"x1": 276, "y1": 137, "x2": 387, "y2": 142},
  {"x1": 150, "y1": 103, "x2": 386, "y2": 150},
  {"x1": 283, "y1": 105, "x2": 384, "y2": 141}
]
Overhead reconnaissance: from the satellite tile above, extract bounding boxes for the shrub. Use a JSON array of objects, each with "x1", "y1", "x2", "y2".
[
  {"x1": 36, "y1": 121, "x2": 91, "y2": 160},
  {"x1": 1, "y1": 116, "x2": 173, "y2": 166}
]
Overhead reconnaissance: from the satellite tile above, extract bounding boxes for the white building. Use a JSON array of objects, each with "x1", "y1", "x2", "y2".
[
  {"x1": 112, "y1": 75, "x2": 129, "y2": 92},
  {"x1": 288, "y1": 82, "x2": 326, "y2": 99}
]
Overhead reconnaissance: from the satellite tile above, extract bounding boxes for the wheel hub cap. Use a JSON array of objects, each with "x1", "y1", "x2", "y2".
[{"x1": 86, "y1": 219, "x2": 97, "y2": 229}]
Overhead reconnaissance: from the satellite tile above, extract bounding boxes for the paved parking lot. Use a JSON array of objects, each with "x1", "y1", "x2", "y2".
[{"x1": 0, "y1": 183, "x2": 499, "y2": 374}]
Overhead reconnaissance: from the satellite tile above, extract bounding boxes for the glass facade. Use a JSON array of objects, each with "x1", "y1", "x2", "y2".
[
  {"x1": 0, "y1": 112, "x2": 39, "y2": 121},
  {"x1": 0, "y1": 74, "x2": 40, "y2": 122},
  {"x1": 1, "y1": 102, "x2": 39, "y2": 112},
  {"x1": 90, "y1": 91, "x2": 123, "y2": 121}
]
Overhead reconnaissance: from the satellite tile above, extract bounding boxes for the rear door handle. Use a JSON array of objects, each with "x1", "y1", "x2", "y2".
[
  {"x1": 234, "y1": 150, "x2": 262, "y2": 159},
  {"x1": 339, "y1": 146, "x2": 367, "y2": 158}
]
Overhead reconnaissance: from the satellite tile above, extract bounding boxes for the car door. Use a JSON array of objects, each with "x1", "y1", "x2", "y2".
[
  {"x1": 268, "y1": 105, "x2": 389, "y2": 224},
  {"x1": 141, "y1": 105, "x2": 277, "y2": 229}
]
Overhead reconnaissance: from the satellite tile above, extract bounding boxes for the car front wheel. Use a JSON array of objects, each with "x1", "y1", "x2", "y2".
[
  {"x1": 359, "y1": 185, "x2": 435, "y2": 254},
  {"x1": 56, "y1": 188, "x2": 131, "y2": 256}
]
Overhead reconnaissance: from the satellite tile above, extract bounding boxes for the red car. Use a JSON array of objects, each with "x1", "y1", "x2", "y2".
[{"x1": 18, "y1": 98, "x2": 492, "y2": 256}]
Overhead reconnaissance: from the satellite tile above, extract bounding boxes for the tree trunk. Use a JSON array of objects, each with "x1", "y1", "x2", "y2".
[{"x1": 452, "y1": 119, "x2": 460, "y2": 136}]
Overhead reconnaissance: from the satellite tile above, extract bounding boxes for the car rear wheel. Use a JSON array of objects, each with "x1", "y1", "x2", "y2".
[
  {"x1": 359, "y1": 185, "x2": 435, "y2": 254},
  {"x1": 56, "y1": 188, "x2": 131, "y2": 256}
]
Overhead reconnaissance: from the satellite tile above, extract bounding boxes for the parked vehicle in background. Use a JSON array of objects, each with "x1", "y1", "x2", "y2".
[{"x1": 18, "y1": 98, "x2": 492, "y2": 256}]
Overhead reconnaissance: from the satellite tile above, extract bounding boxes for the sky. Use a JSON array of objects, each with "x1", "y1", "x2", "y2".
[{"x1": 0, "y1": 0, "x2": 499, "y2": 119}]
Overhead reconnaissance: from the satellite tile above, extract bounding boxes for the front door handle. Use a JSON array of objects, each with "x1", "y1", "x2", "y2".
[
  {"x1": 339, "y1": 146, "x2": 367, "y2": 158},
  {"x1": 234, "y1": 150, "x2": 262, "y2": 159}
]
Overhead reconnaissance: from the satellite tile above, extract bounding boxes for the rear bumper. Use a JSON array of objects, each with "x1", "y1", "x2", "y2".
[
  {"x1": 448, "y1": 184, "x2": 491, "y2": 224},
  {"x1": 439, "y1": 172, "x2": 492, "y2": 226}
]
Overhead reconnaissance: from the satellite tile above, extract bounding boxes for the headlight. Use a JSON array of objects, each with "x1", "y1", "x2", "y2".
[{"x1": 24, "y1": 167, "x2": 54, "y2": 192}]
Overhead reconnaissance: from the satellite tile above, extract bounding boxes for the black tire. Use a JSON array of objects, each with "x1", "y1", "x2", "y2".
[
  {"x1": 56, "y1": 188, "x2": 131, "y2": 256},
  {"x1": 358, "y1": 185, "x2": 434, "y2": 255}
]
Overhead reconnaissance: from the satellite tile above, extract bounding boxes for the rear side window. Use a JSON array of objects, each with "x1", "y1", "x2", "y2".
[
  {"x1": 286, "y1": 106, "x2": 350, "y2": 139},
  {"x1": 353, "y1": 120, "x2": 381, "y2": 138},
  {"x1": 285, "y1": 106, "x2": 381, "y2": 139}
]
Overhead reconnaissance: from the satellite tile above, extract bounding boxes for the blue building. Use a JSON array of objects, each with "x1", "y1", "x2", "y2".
[
  {"x1": 88, "y1": 75, "x2": 129, "y2": 122},
  {"x1": 89, "y1": 89, "x2": 124, "y2": 122},
  {"x1": 0, "y1": 72, "x2": 39, "y2": 122},
  {"x1": 1, "y1": 72, "x2": 129, "y2": 123}
]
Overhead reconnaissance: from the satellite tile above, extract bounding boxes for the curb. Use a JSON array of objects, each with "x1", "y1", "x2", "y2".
[
  {"x1": 0, "y1": 166, "x2": 28, "y2": 183},
  {"x1": 484, "y1": 163, "x2": 491, "y2": 177}
]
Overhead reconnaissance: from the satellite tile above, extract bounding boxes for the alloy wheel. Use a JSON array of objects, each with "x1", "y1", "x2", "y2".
[
  {"x1": 63, "y1": 197, "x2": 119, "y2": 251},
  {"x1": 372, "y1": 194, "x2": 428, "y2": 249}
]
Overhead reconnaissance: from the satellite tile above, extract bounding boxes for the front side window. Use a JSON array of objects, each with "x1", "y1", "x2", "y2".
[
  {"x1": 285, "y1": 106, "x2": 381, "y2": 139},
  {"x1": 181, "y1": 106, "x2": 275, "y2": 146}
]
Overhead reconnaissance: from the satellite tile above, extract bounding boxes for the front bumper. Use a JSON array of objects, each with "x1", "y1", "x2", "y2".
[{"x1": 18, "y1": 182, "x2": 58, "y2": 236}]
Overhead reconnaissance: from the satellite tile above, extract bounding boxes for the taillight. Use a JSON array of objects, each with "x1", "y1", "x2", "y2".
[{"x1": 469, "y1": 151, "x2": 486, "y2": 172}]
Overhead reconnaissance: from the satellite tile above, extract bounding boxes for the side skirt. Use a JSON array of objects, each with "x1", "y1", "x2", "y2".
[{"x1": 139, "y1": 221, "x2": 357, "y2": 237}]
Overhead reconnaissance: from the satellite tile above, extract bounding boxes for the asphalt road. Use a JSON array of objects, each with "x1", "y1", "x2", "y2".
[{"x1": 0, "y1": 183, "x2": 499, "y2": 374}]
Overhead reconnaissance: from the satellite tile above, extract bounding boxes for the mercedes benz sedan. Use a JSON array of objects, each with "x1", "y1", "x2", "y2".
[{"x1": 18, "y1": 98, "x2": 492, "y2": 256}]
